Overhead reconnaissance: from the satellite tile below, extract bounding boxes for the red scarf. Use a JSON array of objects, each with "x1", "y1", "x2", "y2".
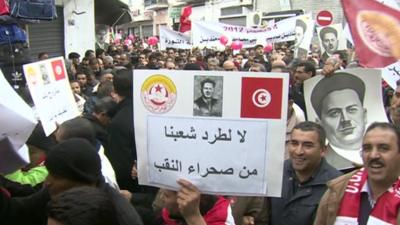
[{"x1": 335, "y1": 168, "x2": 400, "y2": 224}]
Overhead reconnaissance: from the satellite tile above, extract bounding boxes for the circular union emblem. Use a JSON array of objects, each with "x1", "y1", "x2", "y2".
[{"x1": 141, "y1": 75, "x2": 177, "y2": 114}]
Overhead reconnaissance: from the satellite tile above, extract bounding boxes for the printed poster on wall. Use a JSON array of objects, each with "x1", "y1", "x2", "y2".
[
  {"x1": 23, "y1": 57, "x2": 80, "y2": 136},
  {"x1": 134, "y1": 70, "x2": 289, "y2": 197}
]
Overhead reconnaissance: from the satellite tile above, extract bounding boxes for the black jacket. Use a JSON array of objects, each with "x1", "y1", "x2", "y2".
[
  {"x1": 106, "y1": 98, "x2": 138, "y2": 192},
  {"x1": 1, "y1": 188, "x2": 50, "y2": 225},
  {"x1": 269, "y1": 159, "x2": 342, "y2": 225},
  {"x1": 0, "y1": 184, "x2": 144, "y2": 225}
]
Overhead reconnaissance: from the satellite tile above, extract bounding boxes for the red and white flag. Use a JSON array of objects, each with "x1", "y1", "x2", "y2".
[
  {"x1": 341, "y1": 0, "x2": 400, "y2": 68},
  {"x1": 240, "y1": 77, "x2": 283, "y2": 119},
  {"x1": 51, "y1": 59, "x2": 66, "y2": 81},
  {"x1": 179, "y1": 6, "x2": 192, "y2": 33}
]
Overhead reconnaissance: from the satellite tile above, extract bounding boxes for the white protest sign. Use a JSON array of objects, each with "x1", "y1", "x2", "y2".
[
  {"x1": 23, "y1": 57, "x2": 80, "y2": 136},
  {"x1": 192, "y1": 17, "x2": 296, "y2": 49},
  {"x1": 149, "y1": 116, "x2": 268, "y2": 194},
  {"x1": 0, "y1": 139, "x2": 30, "y2": 174},
  {"x1": 134, "y1": 70, "x2": 289, "y2": 197},
  {"x1": 0, "y1": 70, "x2": 37, "y2": 150},
  {"x1": 382, "y1": 61, "x2": 400, "y2": 89},
  {"x1": 159, "y1": 26, "x2": 192, "y2": 50},
  {"x1": 264, "y1": 16, "x2": 296, "y2": 43}
]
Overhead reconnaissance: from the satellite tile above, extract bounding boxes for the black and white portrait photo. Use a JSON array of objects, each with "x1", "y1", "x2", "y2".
[
  {"x1": 317, "y1": 24, "x2": 347, "y2": 62},
  {"x1": 193, "y1": 76, "x2": 223, "y2": 117},
  {"x1": 304, "y1": 69, "x2": 388, "y2": 168},
  {"x1": 95, "y1": 24, "x2": 110, "y2": 51},
  {"x1": 294, "y1": 16, "x2": 314, "y2": 60}
]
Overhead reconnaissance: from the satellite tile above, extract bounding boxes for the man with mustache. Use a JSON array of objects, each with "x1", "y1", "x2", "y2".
[
  {"x1": 314, "y1": 122, "x2": 400, "y2": 225},
  {"x1": 319, "y1": 26, "x2": 339, "y2": 62},
  {"x1": 311, "y1": 73, "x2": 366, "y2": 152}
]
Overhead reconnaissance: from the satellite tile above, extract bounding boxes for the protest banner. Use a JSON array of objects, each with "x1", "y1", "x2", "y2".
[
  {"x1": 0, "y1": 70, "x2": 37, "y2": 150},
  {"x1": 192, "y1": 17, "x2": 296, "y2": 49},
  {"x1": 159, "y1": 26, "x2": 192, "y2": 50},
  {"x1": 304, "y1": 69, "x2": 388, "y2": 169},
  {"x1": 342, "y1": 0, "x2": 400, "y2": 68},
  {"x1": 134, "y1": 70, "x2": 289, "y2": 197},
  {"x1": 23, "y1": 57, "x2": 79, "y2": 136},
  {"x1": 0, "y1": 70, "x2": 36, "y2": 173}
]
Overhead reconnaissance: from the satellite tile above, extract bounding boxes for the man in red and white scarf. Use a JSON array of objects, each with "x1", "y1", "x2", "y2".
[{"x1": 314, "y1": 122, "x2": 400, "y2": 225}]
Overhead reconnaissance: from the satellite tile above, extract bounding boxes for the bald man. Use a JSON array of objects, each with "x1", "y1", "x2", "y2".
[{"x1": 223, "y1": 60, "x2": 238, "y2": 71}]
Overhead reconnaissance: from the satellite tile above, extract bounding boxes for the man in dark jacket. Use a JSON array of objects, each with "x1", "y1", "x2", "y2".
[
  {"x1": 107, "y1": 68, "x2": 137, "y2": 192},
  {"x1": 269, "y1": 121, "x2": 341, "y2": 225}
]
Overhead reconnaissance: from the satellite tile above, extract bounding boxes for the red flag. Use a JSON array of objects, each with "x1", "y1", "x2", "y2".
[
  {"x1": 240, "y1": 77, "x2": 283, "y2": 119},
  {"x1": 342, "y1": 0, "x2": 400, "y2": 68},
  {"x1": 179, "y1": 6, "x2": 192, "y2": 33},
  {"x1": 51, "y1": 59, "x2": 66, "y2": 81}
]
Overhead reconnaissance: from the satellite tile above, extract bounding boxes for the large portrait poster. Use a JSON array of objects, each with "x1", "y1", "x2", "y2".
[
  {"x1": 23, "y1": 57, "x2": 80, "y2": 136},
  {"x1": 134, "y1": 70, "x2": 289, "y2": 197},
  {"x1": 304, "y1": 69, "x2": 388, "y2": 168}
]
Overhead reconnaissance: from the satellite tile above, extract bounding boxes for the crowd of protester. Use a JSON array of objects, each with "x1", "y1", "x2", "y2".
[{"x1": 1, "y1": 34, "x2": 400, "y2": 225}]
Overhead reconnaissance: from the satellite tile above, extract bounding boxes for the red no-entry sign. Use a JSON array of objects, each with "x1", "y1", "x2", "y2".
[{"x1": 316, "y1": 10, "x2": 333, "y2": 26}]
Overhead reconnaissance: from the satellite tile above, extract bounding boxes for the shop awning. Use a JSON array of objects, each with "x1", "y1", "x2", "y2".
[{"x1": 95, "y1": 0, "x2": 132, "y2": 26}]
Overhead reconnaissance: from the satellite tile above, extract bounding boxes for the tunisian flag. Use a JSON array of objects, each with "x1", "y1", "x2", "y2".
[
  {"x1": 51, "y1": 59, "x2": 66, "y2": 81},
  {"x1": 341, "y1": 0, "x2": 400, "y2": 68},
  {"x1": 179, "y1": 6, "x2": 192, "y2": 33},
  {"x1": 240, "y1": 77, "x2": 283, "y2": 119}
]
